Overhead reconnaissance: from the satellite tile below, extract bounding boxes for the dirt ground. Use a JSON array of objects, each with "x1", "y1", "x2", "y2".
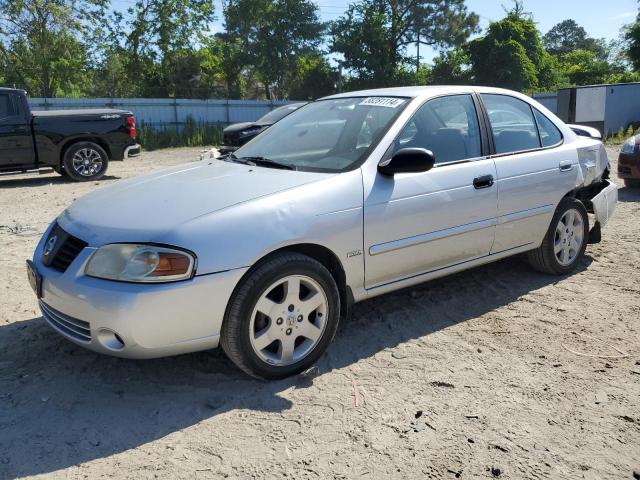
[{"x1": 0, "y1": 146, "x2": 638, "y2": 480}]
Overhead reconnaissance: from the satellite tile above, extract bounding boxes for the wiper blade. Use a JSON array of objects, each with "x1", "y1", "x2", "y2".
[
  {"x1": 225, "y1": 153, "x2": 255, "y2": 165},
  {"x1": 236, "y1": 156, "x2": 296, "y2": 170}
]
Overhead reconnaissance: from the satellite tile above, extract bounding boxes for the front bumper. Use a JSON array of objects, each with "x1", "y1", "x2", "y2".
[{"x1": 32, "y1": 230, "x2": 248, "y2": 359}]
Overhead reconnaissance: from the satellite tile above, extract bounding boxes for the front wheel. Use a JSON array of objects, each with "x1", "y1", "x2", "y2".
[
  {"x1": 527, "y1": 197, "x2": 589, "y2": 275},
  {"x1": 220, "y1": 252, "x2": 340, "y2": 379},
  {"x1": 62, "y1": 142, "x2": 109, "y2": 182}
]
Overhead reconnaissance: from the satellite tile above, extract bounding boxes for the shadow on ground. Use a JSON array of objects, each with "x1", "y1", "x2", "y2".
[
  {"x1": 0, "y1": 174, "x2": 120, "y2": 188},
  {"x1": 0, "y1": 255, "x2": 592, "y2": 478}
]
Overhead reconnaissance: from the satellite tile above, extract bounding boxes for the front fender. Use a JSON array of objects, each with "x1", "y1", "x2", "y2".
[{"x1": 160, "y1": 169, "x2": 366, "y2": 294}]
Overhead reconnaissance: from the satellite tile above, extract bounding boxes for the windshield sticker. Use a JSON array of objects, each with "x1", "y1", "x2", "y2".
[{"x1": 359, "y1": 97, "x2": 405, "y2": 108}]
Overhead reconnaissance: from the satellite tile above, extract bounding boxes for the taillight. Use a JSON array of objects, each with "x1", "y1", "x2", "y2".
[{"x1": 126, "y1": 116, "x2": 136, "y2": 139}]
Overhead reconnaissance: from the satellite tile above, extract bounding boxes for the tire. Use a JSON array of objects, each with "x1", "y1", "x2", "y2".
[
  {"x1": 220, "y1": 252, "x2": 340, "y2": 380},
  {"x1": 527, "y1": 197, "x2": 589, "y2": 275},
  {"x1": 62, "y1": 142, "x2": 109, "y2": 182},
  {"x1": 624, "y1": 178, "x2": 640, "y2": 188}
]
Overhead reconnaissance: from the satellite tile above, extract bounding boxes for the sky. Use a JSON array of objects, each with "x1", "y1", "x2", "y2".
[{"x1": 111, "y1": 0, "x2": 639, "y2": 64}]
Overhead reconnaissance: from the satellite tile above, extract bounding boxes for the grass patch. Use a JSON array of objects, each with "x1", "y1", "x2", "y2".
[
  {"x1": 138, "y1": 116, "x2": 224, "y2": 151},
  {"x1": 604, "y1": 125, "x2": 640, "y2": 146}
]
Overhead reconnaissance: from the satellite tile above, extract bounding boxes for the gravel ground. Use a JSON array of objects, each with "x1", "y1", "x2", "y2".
[{"x1": 0, "y1": 146, "x2": 638, "y2": 480}]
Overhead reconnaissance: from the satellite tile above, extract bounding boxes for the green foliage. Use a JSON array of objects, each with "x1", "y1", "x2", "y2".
[
  {"x1": 430, "y1": 49, "x2": 471, "y2": 85},
  {"x1": 0, "y1": 0, "x2": 107, "y2": 97},
  {"x1": 2, "y1": 0, "x2": 639, "y2": 107},
  {"x1": 560, "y1": 49, "x2": 612, "y2": 86},
  {"x1": 223, "y1": 0, "x2": 325, "y2": 98},
  {"x1": 137, "y1": 117, "x2": 223, "y2": 151},
  {"x1": 468, "y1": 5, "x2": 556, "y2": 91},
  {"x1": 625, "y1": 12, "x2": 640, "y2": 72},
  {"x1": 287, "y1": 55, "x2": 336, "y2": 100},
  {"x1": 544, "y1": 19, "x2": 607, "y2": 59},
  {"x1": 331, "y1": 0, "x2": 478, "y2": 88}
]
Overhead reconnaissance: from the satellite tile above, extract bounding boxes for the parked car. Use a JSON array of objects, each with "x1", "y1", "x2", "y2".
[
  {"x1": 220, "y1": 102, "x2": 306, "y2": 153},
  {"x1": 0, "y1": 87, "x2": 140, "y2": 181},
  {"x1": 28, "y1": 86, "x2": 617, "y2": 379},
  {"x1": 618, "y1": 134, "x2": 640, "y2": 187}
]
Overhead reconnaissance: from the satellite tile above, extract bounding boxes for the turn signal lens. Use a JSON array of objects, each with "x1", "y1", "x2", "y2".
[{"x1": 153, "y1": 253, "x2": 192, "y2": 277}]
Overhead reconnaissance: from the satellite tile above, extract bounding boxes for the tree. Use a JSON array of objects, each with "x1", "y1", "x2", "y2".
[
  {"x1": 430, "y1": 48, "x2": 472, "y2": 85},
  {"x1": 223, "y1": 0, "x2": 325, "y2": 98},
  {"x1": 101, "y1": 0, "x2": 216, "y2": 97},
  {"x1": 625, "y1": 12, "x2": 640, "y2": 71},
  {"x1": 287, "y1": 54, "x2": 336, "y2": 100},
  {"x1": 0, "y1": 0, "x2": 107, "y2": 97},
  {"x1": 331, "y1": 0, "x2": 478, "y2": 88},
  {"x1": 560, "y1": 49, "x2": 611, "y2": 85},
  {"x1": 543, "y1": 20, "x2": 607, "y2": 59},
  {"x1": 468, "y1": 2, "x2": 563, "y2": 91}
]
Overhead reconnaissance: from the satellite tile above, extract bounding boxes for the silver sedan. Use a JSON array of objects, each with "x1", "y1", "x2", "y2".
[{"x1": 28, "y1": 86, "x2": 618, "y2": 379}]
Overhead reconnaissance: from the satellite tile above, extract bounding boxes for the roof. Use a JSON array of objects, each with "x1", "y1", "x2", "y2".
[
  {"x1": 0, "y1": 86, "x2": 26, "y2": 93},
  {"x1": 321, "y1": 85, "x2": 518, "y2": 100}
]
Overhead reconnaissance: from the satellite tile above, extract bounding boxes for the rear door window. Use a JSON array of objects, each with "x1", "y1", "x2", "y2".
[
  {"x1": 481, "y1": 94, "x2": 541, "y2": 154},
  {"x1": 533, "y1": 108, "x2": 563, "y2": 147}
]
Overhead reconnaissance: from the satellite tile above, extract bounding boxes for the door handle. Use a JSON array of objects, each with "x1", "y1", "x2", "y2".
[
  {"x1": 559, "y1": 161, "x2": 573, "y2": 172},
  {"x1": 473, "y1": 174, "x2": 494, "y2": 189}
]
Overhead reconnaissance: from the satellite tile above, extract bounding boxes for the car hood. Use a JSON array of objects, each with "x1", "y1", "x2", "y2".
[
  {"x1": 59, "y1": 160, "x2": 329, "y2": 245},
  {"x1": 223, "y1": 122, "x2": 270, "y2": 134}
]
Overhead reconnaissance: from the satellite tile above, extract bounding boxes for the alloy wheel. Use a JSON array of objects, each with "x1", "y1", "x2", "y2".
[
  {"x1": 554, "y1": 208, "x2": 584, "y2": 266},
  {"x1": 72, "y1": 148, "x2": 103, "y2": 177},
  {"x1": 249, "y1": 275, "x2": 328, "y2": 367}
]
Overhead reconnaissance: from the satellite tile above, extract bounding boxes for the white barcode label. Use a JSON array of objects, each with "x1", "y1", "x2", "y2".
[{"x1": 359, "y1": 97, "x2": 405, "y2": 108}]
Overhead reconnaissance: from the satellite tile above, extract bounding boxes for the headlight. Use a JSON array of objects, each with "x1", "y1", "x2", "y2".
[
  {"x1": 86, "y1": 244, "x2": 195, "y2": 283},
  {"x1": 621, "y1": 137, "x2": 637, "y2": 154}
]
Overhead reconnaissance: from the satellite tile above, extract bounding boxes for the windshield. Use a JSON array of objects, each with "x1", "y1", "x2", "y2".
[
  {"x1": 233, "y1": 96, "x2": 409, "y2": 172},
  {"x1": 258, "y1": 104, "x2": 302, "y2": 123}
]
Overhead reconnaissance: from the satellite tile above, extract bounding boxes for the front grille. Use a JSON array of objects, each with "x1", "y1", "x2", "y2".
[
  {"x1": 41, "y1": 224, "x2": 87, "y2": 272},
  {"x1": 40, "y1": 301, "x2": 91, "y2": 342}
]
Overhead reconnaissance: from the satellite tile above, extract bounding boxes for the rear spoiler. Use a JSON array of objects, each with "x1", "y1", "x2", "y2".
[{"x1": 567, "y1": 124, "x2": 602, "y2": 140}]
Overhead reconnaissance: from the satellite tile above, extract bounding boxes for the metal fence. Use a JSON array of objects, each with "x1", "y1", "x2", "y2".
[
  {"x1": 531, "y1": 92, "x2": 558, "y2": 114},
  {"x1": 28, "y1": 98, "x2": 301, "y2": 128}
]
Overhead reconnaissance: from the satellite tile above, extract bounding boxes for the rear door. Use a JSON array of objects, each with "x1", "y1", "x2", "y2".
[
  {"x1": 363, "y1": 94, "x2": 498, "y2": 289},
  {"x1": 0, "y1": 91, "x2": 35, "y2": 168},
  {"x1": 479, "y1": 93, "x2": 578, "y2": 253}
]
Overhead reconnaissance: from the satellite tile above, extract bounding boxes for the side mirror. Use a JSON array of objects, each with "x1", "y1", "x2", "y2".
[{"x1": 378, "y1": 148, "x2": 436, "y2": 176}]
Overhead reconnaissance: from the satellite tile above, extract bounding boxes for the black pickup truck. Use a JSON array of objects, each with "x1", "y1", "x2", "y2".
[{"x1": 0, "y1": 87, "x2": 140, "y2": 181}]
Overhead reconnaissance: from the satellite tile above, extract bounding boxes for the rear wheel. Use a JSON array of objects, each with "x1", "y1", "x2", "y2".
[
  {"x1": 220, "y1": 252, "x2": 340, "y2": 379},
  {"x1": 63, "y1": 142, "x2": 109, "y2": 182},
  {"x1": 527, "y1": 198, "x2": 589, "y2": 275}
]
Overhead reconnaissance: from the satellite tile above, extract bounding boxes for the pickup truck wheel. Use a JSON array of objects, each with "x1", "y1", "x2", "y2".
[
  {"x1": 63, "y1": 142, "x2": 108, "y2": 182},
  {"x1": 527, "y1": 198, "x2": 589, "y2": 275},
  {"x1": 220, "y1": 252, "x2": 340, "y2": 380}
]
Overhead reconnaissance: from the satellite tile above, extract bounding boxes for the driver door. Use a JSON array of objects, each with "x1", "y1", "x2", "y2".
[{"x1": 363, "y1": 94, "x2": 498, "y2": 289}]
